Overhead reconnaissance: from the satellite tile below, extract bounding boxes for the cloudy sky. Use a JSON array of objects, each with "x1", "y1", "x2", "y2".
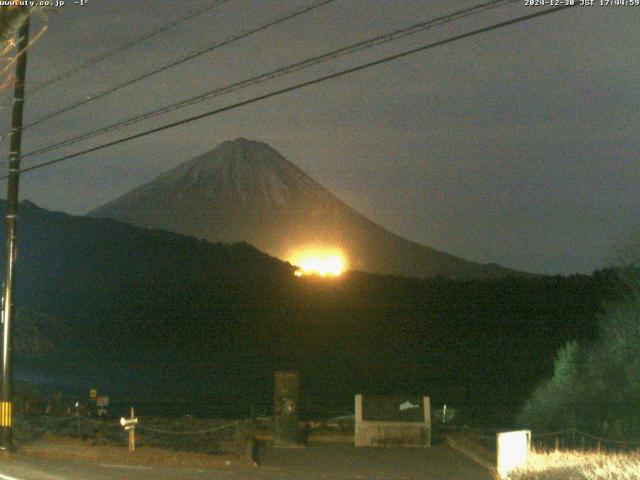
[{"x1": 0, "y1": 0, "x2": 637, "y2": 275}]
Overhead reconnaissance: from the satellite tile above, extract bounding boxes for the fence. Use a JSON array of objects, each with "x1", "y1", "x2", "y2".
[
  {"x1": 459, "y1": 426, "x2": 640, "y2": 454},
  {"x1": 531, "y1": 428, "x2": 640, "y2": 453},
  {"x1": 13, "y1": 412, "x2": 247, "y2": 456}
]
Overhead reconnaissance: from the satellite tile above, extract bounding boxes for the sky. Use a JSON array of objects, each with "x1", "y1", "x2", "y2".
[{"x1": 0, "y1": 0, "x2": 638, "y2": 275}]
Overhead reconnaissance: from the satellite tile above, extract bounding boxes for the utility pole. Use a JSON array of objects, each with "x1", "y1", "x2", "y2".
[{"x1": 1, "y1": 12, "x2": 30, "y2": 452}]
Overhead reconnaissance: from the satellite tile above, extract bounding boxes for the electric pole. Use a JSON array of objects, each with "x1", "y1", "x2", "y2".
[{"x1": 1, "y1": 12, "x2": 30, "y2": 452}]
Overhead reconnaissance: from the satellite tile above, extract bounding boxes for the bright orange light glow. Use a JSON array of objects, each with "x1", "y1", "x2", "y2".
[{"x1": 289, "y1": 248, "x2": 347, "y2": 277}]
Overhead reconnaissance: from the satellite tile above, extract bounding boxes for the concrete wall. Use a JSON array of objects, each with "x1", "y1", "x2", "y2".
[{"x1": 355, "y1": 395, "x2": 431, "y2": 447}]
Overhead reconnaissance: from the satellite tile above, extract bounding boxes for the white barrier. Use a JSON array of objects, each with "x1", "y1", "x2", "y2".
[{"x1": 497, "y1": 430, "x2": 531, "y2": 479}]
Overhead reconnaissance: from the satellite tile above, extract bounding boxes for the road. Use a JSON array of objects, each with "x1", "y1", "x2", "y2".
[{"x1": 0, "y1": 444, "x2": 492, "y2": 479}]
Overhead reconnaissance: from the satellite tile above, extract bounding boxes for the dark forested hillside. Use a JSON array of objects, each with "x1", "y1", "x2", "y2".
[{"x1": 2, "y1": 200, "x2": 619, "y2": 423}]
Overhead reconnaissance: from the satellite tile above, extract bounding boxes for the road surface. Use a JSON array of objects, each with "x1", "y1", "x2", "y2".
[{"x1": 0, "y1": 443, "x2": 492, "y2": 479}]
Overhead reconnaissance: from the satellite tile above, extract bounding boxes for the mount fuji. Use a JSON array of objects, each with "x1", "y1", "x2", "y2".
[{"x1": 90, "y1": 138, "x2": 524, "y2": 279}]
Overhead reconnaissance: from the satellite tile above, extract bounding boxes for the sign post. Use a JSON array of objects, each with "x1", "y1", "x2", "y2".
[
  {"x1": 273, "y1": 371, "x2": 300, "y2": 446},
  {"x1": 120, "y1": 407, "x2": 138, "y2": 452},
  {"x1": 96, "y1": 395, "x2": 109, "y2": 417}
]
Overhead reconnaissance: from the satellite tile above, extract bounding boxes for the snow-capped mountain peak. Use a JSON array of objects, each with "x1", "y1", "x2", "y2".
[{"x1": 90, "y1": 138, "x2": 523, "y2": 279}]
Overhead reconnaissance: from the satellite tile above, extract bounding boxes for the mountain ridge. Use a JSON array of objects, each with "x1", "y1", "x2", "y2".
[{"x1": 0, "y1": 198, "x2": 609, "y2": 421}]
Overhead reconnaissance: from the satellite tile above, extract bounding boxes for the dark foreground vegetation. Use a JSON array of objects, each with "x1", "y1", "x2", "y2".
[{"x1": 1, "y1": 200, "x2": 624, "y2": 425}]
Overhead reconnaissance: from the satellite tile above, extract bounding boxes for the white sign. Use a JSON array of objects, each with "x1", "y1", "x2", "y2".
[
  {"x1": 497, "y1": 430, "x2": 531, "y2": 479},
  {"x1": 120, "y1": 416, "x2": 138, "y2": 431}
]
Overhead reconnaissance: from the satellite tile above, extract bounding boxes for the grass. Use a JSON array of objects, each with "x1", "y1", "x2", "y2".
[{"x1": 508, "y1": 449, "x2": 640, "y2": 480}]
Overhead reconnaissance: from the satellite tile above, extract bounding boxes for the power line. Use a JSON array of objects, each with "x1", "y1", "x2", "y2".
[
  {"x1": 21, "y1": 0, "x2": 336, "y2": 131},
  {"x1": 3, "y1": 5, "x2": 574, "y2": 181},
  {"x1": 0, "y1": 0, "x2": 232, "y2": 144},
  {"x1": 22, "y1": 0, "x2": 513, "y2": 160},
  {"x1": 28, "y1": 0, "x2": 233, "y2": 96}
]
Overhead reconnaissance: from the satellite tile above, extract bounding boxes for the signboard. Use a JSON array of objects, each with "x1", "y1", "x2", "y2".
[
  {"x1": 497, "y1": 430, "x2": 531, "y2": 479},
  {"x1": 362, "y1": 395, "x2": 424, "y2": 422},
  {"x1": 89, "y1": 389, "x2": 97, "y2": 400},
  {"x1": 120, "y1": 415, "x2": 138, "y2": 431},
  {"x1": 355, "y1": 394, "x2": 431, "y2": 447},
  {"x1": 96, "y1": 396, "x2": 109, "y2": 407}
]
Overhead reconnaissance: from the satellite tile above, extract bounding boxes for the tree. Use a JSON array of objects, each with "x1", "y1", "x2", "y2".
[
  {"x1": 517, "y1": 262, "x2": 640, "y2": 436},
  {"x1": 518, "y1": 340, "x2": 586, "y2": 430}
]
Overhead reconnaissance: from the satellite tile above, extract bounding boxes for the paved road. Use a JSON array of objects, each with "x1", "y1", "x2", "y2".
[
  {"x1": 0, "y1": 456, "x2": 225, "y2": 480},
  {"x1": 256, "y1": 443, "x2": 493, "y2": 480},
  {"x1": 0, "y1": 443, "x2": 492, "y2": 479}
]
